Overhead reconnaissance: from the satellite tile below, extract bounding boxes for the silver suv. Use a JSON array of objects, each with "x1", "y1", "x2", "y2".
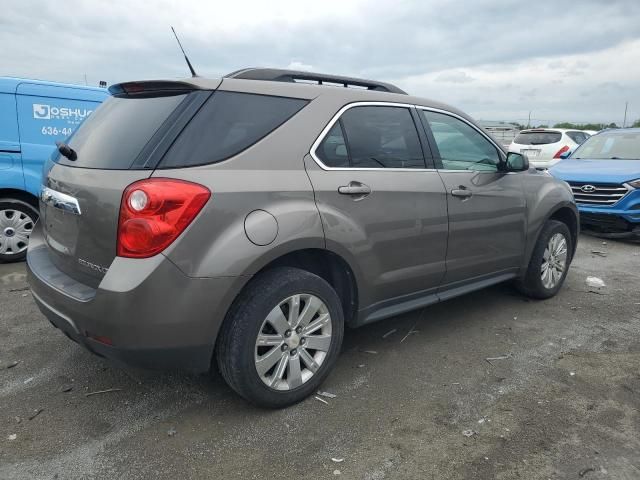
[{"x1": 27, "y1": 68, "x2": 578, "y2": 407}]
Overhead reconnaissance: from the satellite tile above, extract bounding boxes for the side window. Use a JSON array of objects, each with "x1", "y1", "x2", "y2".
[
  {"x1": 161, "y1": 92, "x2": 308, "y2": 168},
  {"x1": 422, "y1": 111, "x2": 501, "y2": 172},
  {"x1": 316, "y1": 122, "x2": 349, "y2": 168},
  {"x1": 567, "y1": 131, "x2": 587, "y2": 144},
  {"x1": 334, "y1": 106, "x2": 425, "y2": 169}
]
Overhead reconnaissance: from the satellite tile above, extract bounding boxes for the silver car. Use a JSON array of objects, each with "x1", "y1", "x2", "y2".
[{"x1": 27, "y1": 68, "x2": 578, "y2": 407}]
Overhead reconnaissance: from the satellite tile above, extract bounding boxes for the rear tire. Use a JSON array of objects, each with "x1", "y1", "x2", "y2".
[
  {"x1": 516, "y1": 220, "x2": 572, "y2": 299},
  {"x1": 0, "y1": 199, "x2": 38, "y2": 263},
  {"x1": 216, "y1": 267, "x2": 344, "y2": 408}
]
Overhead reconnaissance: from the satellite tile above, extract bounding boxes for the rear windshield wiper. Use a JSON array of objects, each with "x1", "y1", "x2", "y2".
[{"x1": 56, "y1": 141, "x2": 77, "y2": 161}]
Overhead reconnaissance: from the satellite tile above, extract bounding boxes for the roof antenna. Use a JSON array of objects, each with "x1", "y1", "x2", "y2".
[{"x1": 171, "y1": 26, "x2": 197, "y2": 77}]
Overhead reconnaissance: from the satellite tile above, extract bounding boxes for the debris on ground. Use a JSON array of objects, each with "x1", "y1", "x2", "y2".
[
  {"x1": 585, "y1": 276, "x2": 606, "y2": 288},
  {"x1": 28, "y1": 408, "x2": 44, "y2": 421},
  {"x1": 485, "y1": 354, "x2": 512, "y2": 365},
  {"x1": 400, "y1": 323, "x2": 419, "y2": 343},
  {"x1": 85, "y1": 388, "x2": 122, "y2": 397},
  {"x1": 317, "y1": 391, "x2": 337, "y2": 399},
  {"x1": 382, "y1": 329, "x2": 397, "y2": 339},
  {"x1": 314, "y1": 396, "x2": 329, "y2": 405},
  {"x1": 9, "y1": 286, "x2": 29, "y2": 292},
  {"x1": 570, "y1": 372, "x2": 576, "y2": 376},
  {"x1": 590, "y1": 250, "x2": 607, "y2": 257},
  {"x1": 60, "y1": 385, "x2": 73, "y2": 393},
  {"x1": 357, "y1": 364, "x2": 366, "y2": 368},
  {"x1": 167, "y1": 427, "x2": 177, "y2": 437},
  {"x1": 578, "y1": 467, "x2": 595, "y2": 477},
  {"x1": 14, "y1": 416, "x2": 21, "y2": 424},
  {"x1": 462, "y1": 430, "x2": 476, "y2": 437},
  {"x1": 8, "y1": 434, "x2": 17, "y2": 441},
  {"x1": 6, "y1": 360, "x2": 21, "y2": 369},
  {"x1": 331, "y1": 457, "x2": 344, "y2": 463},
  {"x1": 362, "y1": 350, "x2": 378, "y2": 355},
  {"x1": 23, "y1": 377, "x2": 34, "y2": 384},
  {"x1": 333, "y1": 469, "x2": 341, "y2": 475}
]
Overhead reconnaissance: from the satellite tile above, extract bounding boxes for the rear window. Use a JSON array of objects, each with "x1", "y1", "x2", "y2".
[
  {"x1": 565, "y1": 131, "x2": 589, "y2": 144},
  {"x1": 59, "y1": 94, "x2": 187, "y2": 169},
  {"x1": 159, "y1": 91, "x2": 308, "y2": 168},
  {"x1": 514, "y1": 131, "x2": 561, "y2": 145}
]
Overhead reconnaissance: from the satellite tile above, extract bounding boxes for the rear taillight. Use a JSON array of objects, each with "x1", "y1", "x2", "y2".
[
  {"x1": 553, "y1": 145, "x2": 570, "y2": 159},
  {"x1": 117, "y1": 178, "x2": 210, "y2": 258}
]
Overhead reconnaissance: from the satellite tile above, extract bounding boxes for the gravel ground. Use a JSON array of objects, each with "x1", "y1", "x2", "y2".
[{"x1": 1, "y1": 233, "x2": 639, "y2": 480}]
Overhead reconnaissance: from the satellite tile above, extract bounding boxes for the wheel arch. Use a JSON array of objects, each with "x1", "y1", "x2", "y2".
[{"x1": 0, "y1": 189, "x2": 40, "y2": 212}]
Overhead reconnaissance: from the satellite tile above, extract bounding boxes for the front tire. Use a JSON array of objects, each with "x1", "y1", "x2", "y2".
[
  {"x1": 0, "y1": 199, "x2": 38, "y2": 263},
  {"x1": 216, "y1": 267, "x2": 344, "y2": 408},
  {"x1": 516, "y1": 220, "x2": 572, "y2": 299}
]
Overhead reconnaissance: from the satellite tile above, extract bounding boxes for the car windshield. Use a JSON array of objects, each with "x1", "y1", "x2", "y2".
[{"x1": 572, "y1": 131, "x2": 640, "y2": 160}]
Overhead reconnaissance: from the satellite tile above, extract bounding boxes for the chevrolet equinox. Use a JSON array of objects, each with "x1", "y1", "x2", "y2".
[{"x1": 27, "y1": 68, "x2": 578, "y2": 408}]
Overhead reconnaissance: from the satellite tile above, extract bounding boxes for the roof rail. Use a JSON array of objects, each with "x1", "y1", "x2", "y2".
[{"x1": 224, "y1": 68, "x2": 407, "y2": 95}]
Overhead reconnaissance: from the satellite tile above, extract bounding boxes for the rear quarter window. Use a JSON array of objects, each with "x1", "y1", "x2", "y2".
[
  {"x1": 159, "y1": 91, "x2": 308, "y2": 168},
  {"x1": 514, "y1": 131, "x2": 562, "y2": 145}
]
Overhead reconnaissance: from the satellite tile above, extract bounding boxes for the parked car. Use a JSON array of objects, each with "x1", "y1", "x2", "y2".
[
  {"x1": 509, "y1": 128, "x2": 590, "y2": 169},
  {"x1": 27, "y1": 68, "x2": 578, "y2": 407},
  {"x1": 550, "y1": 128, "x2": 640, "y2": 236},
  {"x1": 0, "y1": 77, "x2": 108, "y2": 262}
]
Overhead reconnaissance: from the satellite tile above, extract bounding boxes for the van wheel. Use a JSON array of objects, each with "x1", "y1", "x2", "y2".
[
  {"x1": 216, "y1": 267, "x2": 344, "y2": 408},
  {"x1": 516, "y1": 220, "x2": 572, "y2": 299},
  {"x1": 0, "y1": 200, "x2": 38, "y2": 263}
]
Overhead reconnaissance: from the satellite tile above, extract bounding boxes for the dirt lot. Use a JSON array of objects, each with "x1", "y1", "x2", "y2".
[{"x1": 1, "y1": 234, "x2": 639, "y2": 480}]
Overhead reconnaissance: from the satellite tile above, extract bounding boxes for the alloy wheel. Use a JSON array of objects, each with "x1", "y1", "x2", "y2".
[
  {"x1": 254, "y1": 294, "x2": 332, "y2": 391},
  {"x1": 541, "y1": 232, "x2": 568, "y2": 289}
]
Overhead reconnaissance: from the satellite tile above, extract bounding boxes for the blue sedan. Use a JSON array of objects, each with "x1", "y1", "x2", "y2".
[{"x1": 549, "y1": 128, "x2": 640, "y2": 236}]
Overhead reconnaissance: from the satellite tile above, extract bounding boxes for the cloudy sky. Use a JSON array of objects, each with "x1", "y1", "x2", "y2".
[{"x1": 2, "y1": 0, "x2": 639, "y2": 125}]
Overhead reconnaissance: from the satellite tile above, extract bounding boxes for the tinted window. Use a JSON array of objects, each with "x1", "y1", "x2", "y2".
[
  {"x1": 334, "y1": 106, "x2": 425, "y2": 169},
  {"x1": 422, "y1": 111, "x2": 500, "y2": 171},
  {"x1": 59, "y1": 94, "x2": 187, "y2": 169},
  {"x1": 316, "y1": 122, "x2": 349, "y2": 168},
  {"x1": 572, "y1": 132, "x2": 640, "y2": 160},
  {"x1": 566, "y1": 131, "x2": 588, "y2": 144},
  {"x1": 161, "y1": 91, "x2": 308, "y2": 168},
  {"x1": 514, "y1": 131, "x2": 562, "y2": 145}
]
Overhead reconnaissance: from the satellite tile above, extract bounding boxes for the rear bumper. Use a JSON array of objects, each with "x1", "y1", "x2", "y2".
[{"x1": 27, "y1": 222, "x2": 248, "y2": 373}]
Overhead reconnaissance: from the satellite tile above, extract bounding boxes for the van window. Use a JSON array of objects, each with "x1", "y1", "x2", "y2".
[
  {"x1": 59, "y1": 93, "x2": 187, "y2": 169},
  {"x1": 160, "y1": 92, "x2": 308, "y2": 168}
]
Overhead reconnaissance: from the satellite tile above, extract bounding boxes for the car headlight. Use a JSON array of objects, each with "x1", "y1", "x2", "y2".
[{"x1": 628, "y1": 178, "x2": 640, "y2": 189}]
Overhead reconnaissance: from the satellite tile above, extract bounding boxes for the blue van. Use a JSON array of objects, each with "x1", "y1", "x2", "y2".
[{"x1": 0, "y1": 77, "x2": 108, "y2": 262}]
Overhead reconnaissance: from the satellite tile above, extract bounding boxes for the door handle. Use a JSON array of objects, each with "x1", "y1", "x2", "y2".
[
  {"x1": 451, "y1": 186, "x2": 472, "y2": 199},
  {"x1": 338, "y1": 182, "x2": 371, "y2": 196}
]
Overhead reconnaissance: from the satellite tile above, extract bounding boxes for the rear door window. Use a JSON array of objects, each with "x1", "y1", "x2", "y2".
[
  {"x1": 58, "y1": 94, "x2": 187, "y2": 169},
  {"x1": 320, "y1": 106, "x2": 425, "y2": 169},
  {"x1": 514, "y1": 131, "x2": 562, "y2": 145},
  {"x1": 160, "y1": 92, "x2": 308, "y2": 168}
]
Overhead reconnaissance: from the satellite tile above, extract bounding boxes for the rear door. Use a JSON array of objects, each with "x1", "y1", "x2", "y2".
[
  {"x1": 15, "y1": 83, "x2": 108, "y2": 196},
  {"x1": 40, "y1": 85, "x2": 210, "y2": 287},
  {"x1": 305, "y1": 103, "x2": 449, "y2": 310},
  {"x1": 419, "y1": 109, "x2": 526, "y2": 289},
  {"x1": 0, "y1": 84, "x2": 23, "y2": 189}
]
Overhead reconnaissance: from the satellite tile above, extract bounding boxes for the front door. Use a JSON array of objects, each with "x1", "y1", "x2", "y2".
[
  {"x1": 419, "y1": 109, "x2": 527, "y2": 287},
  {"x1": 305, "y1": 104, "x2": 449, "y2": 312}
]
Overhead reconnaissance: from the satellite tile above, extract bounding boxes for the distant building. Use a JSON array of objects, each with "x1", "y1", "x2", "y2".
[{"x1": 478, "y1": 121, "x2": 520, "y2": 148}]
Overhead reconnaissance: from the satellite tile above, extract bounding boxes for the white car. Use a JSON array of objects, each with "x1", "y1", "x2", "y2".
[{"x1": 508, "y1": 128, "x2": 591, "y2": 169}]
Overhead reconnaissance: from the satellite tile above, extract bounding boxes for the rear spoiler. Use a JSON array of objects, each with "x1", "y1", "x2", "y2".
[{"x1": 109, "y1": 80, "x2": 201, "y2": 96}]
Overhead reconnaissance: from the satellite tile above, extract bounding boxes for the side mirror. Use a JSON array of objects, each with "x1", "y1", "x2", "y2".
[{"x1": 505, "y1": 152, "x2": 529, "y2": 172}]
